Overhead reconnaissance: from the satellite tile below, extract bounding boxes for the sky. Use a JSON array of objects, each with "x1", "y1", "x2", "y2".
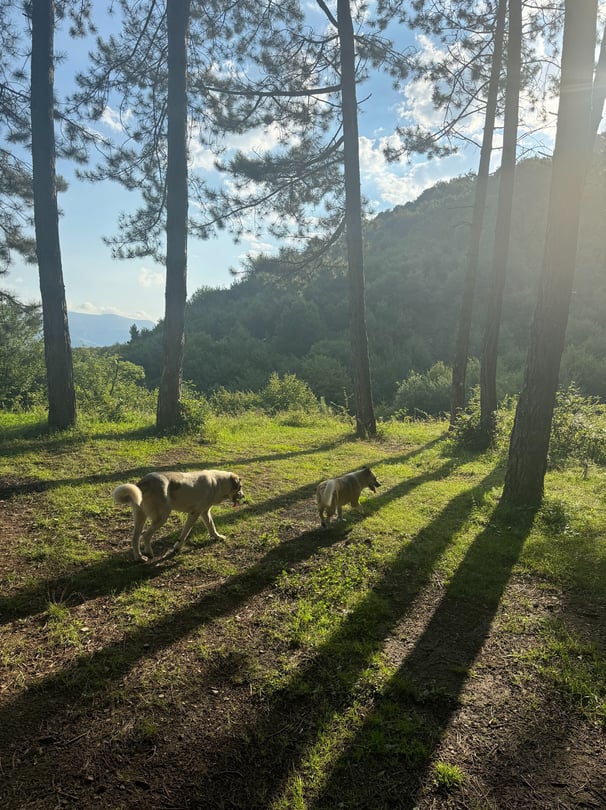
[{"x1": 4, "y1": 1, "x2": 578, "y2": 324}]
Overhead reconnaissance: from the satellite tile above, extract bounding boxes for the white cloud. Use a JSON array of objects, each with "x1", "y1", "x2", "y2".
[
  {"x1": 189, "y1": 121, "x2": 291, "y2": 172},
  {"x1": 101, "y1": 106, "x2": 131, "y2": 133},
  {"x1": 359, "y1": 135, "x2": 461, "y2": 207},
  {"x1": 138, "y1": 267, "x2": 165, "y2": 288}
]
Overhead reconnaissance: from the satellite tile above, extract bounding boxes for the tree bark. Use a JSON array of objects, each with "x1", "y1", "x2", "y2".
[
  {"x1": 337, "y1": 0, "x2": 376, "y2": 438},
  {"x1": 30, "y1": 0, "x2": 76, "y2": 430},
  {"x1": 502, "y1": 0, "x2": 598, "y2": 507},
  {"x1": 450, "y1": 0, "x2": 506, "y2": 423},
  {"x1": 478, "y1": 0, "x2": 522, "y2": 445},
  {"x1": 156, "y1": 0, "x2": 190, "y2": 432}
]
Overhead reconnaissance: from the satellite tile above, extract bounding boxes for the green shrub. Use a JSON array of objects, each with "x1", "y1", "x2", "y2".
[
  {"x1": 392, "y1": 360, "x2": 479, "y2": 418},
  {"x1": 259, "y1": 372, "x2": 319, "y2": 414},
  {"x1": 449, "y1": 388, "x2": 516, "y2": 452},
  {"x1": 549, "y1": 384, "x2": 606, "y2": 469},
  {"x1": 73, "y1": 350, "x2": 156, "y2": 420},
  {"x1": 209, "y1": 386, "x2": 260, "y2": 415},
  {"x1": 0, "y1": 299, "x2": 46, "y2": 409},
  {"x1": 177, "y1": 382, "x2": 212, "y2": 435}
]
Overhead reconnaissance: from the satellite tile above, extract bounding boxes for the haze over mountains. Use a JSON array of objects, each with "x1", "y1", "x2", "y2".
[{"x1": 68, "y1": 311, "x2": 155, "y2": 348}]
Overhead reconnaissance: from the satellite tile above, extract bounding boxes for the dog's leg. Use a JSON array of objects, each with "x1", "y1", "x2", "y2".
[
  {"x1": 164, "y1": 511, "x2": 201, "y2": 558},
  {"x1": 200, "y1": 508, "x2": 225, "y2": 541},
  {"x1": 139, "y1": 513, "x2": 169, "y2": 562},
  {"x1": 318, "y1": 502, "x2": 328, "y2": 527},
  {"x1": 131, "y1": 507, "x2": 147, "y2": 561}
]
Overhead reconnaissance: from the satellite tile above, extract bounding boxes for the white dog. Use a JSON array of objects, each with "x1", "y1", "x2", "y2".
[
  {"x1": 112, "y1": 469, "x2": 243, "y2": 562},
  {"x1": 316, "y1": 466, "x2": 380, "y2": 527}
]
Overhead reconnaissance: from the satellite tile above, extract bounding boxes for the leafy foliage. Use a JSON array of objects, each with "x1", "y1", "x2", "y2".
[
  {"x1": 175, "y1": 382, "x2": 212, "y2": 436},
  {"x1": 72, "y1": 350, "x2": 156, "y2": 421},
  {"x1": 449, "y1": 388, "x2": 516, "y2": 452},
  {"x1": 259, "y1": 372, "x2": 319, "y2": 415},
  {"x1": 0, "y1": 298, "x2": 45, "y2": 409},
  {"x1": 391, "y1": 359, "x2": 479, "y2": 418},
  {"x1": 549, "y1": 385, "x2": 606, "y2": 470}
]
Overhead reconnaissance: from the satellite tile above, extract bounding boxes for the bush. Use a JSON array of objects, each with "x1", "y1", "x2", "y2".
[
  {"x1": 176, "y1": 382, "x2": 212, "y2": 435},
  {"x1": 73, "y1": 350, "x2": 156, "y2": 420},
  {"x1": 392, "y1": 360, "x2": 479, "y2": 418},
  {"x1": 0, "y1": 299, "x2": 46, "y2": 409},
  {"x1": 549, "y1": 384, "x2": 606, "y2": 469},
  {"x1": 209, "y1": 386, "x2": 260, "y2": 416},
  {"x1": 449, "y1": 387, "x2": 516, "y2": 452},
  {"x1": 258, "y1": 372, "x2": 319, "y2": 414}
]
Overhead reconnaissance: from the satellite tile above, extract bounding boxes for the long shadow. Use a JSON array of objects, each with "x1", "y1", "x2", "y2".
[
  {"x1": 0, "y1": 435, "x2": 364, "y2": 500},
  {"x1": 0, "y1": 458, "x2": 461, "y2": 763},
  {"x1": 0, "y1": 425, "x2": 449, "y2": 501},
  {"x1": 0, "y1": 475, "x2": 320, "y2": 624},
  {"x1": 0, "y1": 551, "x2": 176, "y2": 624},
  {"x1": 0, "y1": 467, "x2": 355, "y2": 624},
  {"x1": 0, "y1": 439, "x2": 450, "y2": 623},
  {"x1": 163, "y1": 468, "x2": 505, "y2": 809},
  {"x1": 312, "y1": 500, "x2": 538, "y2": 809}
]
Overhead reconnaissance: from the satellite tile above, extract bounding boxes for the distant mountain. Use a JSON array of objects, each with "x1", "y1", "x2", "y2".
[{"x1": 68, "y1": 311, "x2": 156, "y2": 348}]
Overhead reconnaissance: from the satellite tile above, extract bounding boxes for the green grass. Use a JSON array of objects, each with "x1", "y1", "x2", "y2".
[
  {"x1": 1, "y1": 410, "x2": 605, "y2": 807},
  {"x1": 433, "y1": 761, "x2": 466, "y2": 791}
]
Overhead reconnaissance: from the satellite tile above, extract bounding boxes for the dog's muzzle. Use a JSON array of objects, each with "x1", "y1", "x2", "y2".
[{"x1": 232, "y1": 487, "x2": 245, "y2": 507}]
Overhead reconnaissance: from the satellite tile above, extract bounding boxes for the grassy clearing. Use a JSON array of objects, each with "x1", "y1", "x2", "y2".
[{"x1": 0, "y1": 411, "x2": 605, "y2": 808}]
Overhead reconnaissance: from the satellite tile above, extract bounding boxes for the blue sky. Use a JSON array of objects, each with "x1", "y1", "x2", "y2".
[{"x1": 5, "y1": 1, "x2": 574, "y2": 323}]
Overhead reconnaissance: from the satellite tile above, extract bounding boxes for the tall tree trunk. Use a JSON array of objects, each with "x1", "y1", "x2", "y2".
[
  {"x1": 337, "y1": 0, "x2": 376, "y2": 438},
  {"x1": 478, "y1": 0, "x2": 522, "y2": 446},
  {"x1": 156, "y1": 0, "x2": 190, "y2": 432},
  {"x1": 502, "y1": 0, "x2": 598, "y2": 507},
  {"x1": 30, "y1": 0, "x2": 76, "y2": 431},
  {"x1": 450, "y1": 0, "x2": 507, "y2": 424}
]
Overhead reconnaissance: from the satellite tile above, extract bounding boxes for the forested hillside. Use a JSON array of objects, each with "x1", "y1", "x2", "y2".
[{"x1": 122, "y1": 153, "x2": 606, "y2": 409}]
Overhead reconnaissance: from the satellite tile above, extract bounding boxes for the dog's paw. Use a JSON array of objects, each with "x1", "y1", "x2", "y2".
[{"x1": 211, "y1": 532, "x2": 226, "y2": 541}]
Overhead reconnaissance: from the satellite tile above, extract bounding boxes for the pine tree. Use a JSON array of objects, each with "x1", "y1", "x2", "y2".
[
  {"x1": 502, "y1": 0, "x2": 598, "y2": 507},
  {"x1": 478, "y1": 0, "x2": 522, "y2": 445},
  {"x1": 30, "y1": 0, "x2": 76, "y2": 430},
  {"x1": 450, "y1": 0, "x2": 507, "y2": 422},
  {"x1": 156, "y1": 0, "x2": 190, "y2": 432}
]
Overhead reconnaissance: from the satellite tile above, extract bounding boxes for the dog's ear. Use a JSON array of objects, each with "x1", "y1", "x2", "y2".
[{"x1": 230, "y1": 474, "x2": 241, "y2": 490}]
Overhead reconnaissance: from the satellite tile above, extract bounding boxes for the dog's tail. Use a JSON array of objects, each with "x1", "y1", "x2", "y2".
[
  {"x1": 112, "y1": 483, "x2": 143, "y2": 508},
  {"x1": 319, "y1": 478, "x2": 337, "y2": 510}
]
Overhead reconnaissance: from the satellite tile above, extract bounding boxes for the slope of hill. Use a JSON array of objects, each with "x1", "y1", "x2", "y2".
[
  {"x1": 121, "y1": 154, "x2": 606, "y2": 406},
  {"x1": 69, "y1": 312, "x2": 155, "y2": 348}
]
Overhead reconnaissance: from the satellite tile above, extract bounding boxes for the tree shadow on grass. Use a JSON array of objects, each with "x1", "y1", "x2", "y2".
[
  {"x1": 0, "y1": 438, "x2": 451, "y2": 624},
  {"x1": 163, "y1": 469, "x2": 509, "y2": 809},
  {"x1": 311, "y1": 501, "x2": 538, "y2": 809},
  {"x1": 0, "y1": 434, "x2": 372, "y2": 501},
  {"x1": 0, "y1": 422, "x2": 158, "y2": 457},
  {"x1": 0, "y1": 457, "x2": 462, "y2": 763},
  {"x1": 0, "y1": 423, "x2": 449, "y2": 502}
]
